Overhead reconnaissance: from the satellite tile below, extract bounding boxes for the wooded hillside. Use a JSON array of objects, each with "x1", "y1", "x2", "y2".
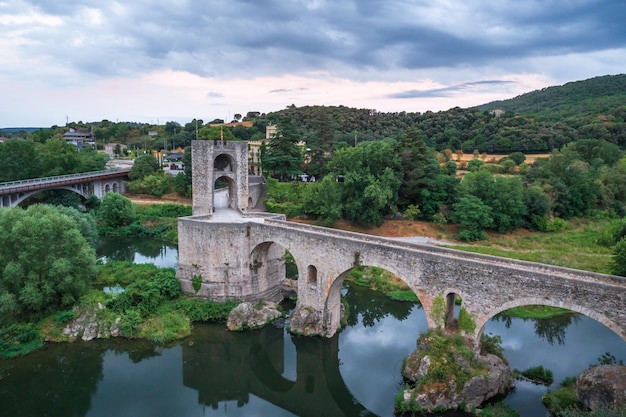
[{"x1": 257, "y1": 74, "x2": 626, "y2": 153}]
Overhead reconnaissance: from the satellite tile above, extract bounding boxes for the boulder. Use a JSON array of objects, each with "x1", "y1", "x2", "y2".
[
  {"x1": 577, "y1": 365, "x2": 626, "y2": 410},
  {"x1": 400, "y1": 334, "x2": 514, "y2": 413},
  {"x1": 286, "y1": 305, "x2": 325, "y2": 336},
  {"x1": 226, "y1": 301, "x2": 282, "y2": 331},
  {"x1": 62, "y1": 304, "x2": 121, "y2": 341}
]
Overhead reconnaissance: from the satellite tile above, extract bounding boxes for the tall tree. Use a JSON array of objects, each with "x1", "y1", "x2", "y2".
[
  {"x1": 262, "y1": 118, "x2": 303, "y2": 180},
  {"x1": 329, "y1": 139, "x2": 402, "y2": 227}
]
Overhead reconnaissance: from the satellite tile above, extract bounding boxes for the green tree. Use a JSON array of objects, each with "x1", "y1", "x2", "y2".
[
  {"x1": 197, "y1": 125, "x2": 236, "y2": 141},
  {"x1": 53, "y1": 206, "x2": 99, "y2": 247},
  {"x1": 263, "y1": 119, "x2": 303, "y2": 180},
  {"x1": 0, "y1": 205, "x2": 96, "y2": 322},
  {"x1": 329, "y1": 139, "x2": 402, "y2": 227},
  {"x1": 98, "y1": 193, "x2": 135, "y2": 228},
  {"x1": 301, "y1": 176, "x2": 344, "y2": 226},
  {"x1": 509, "y1": 151, "x2": 526, "y2": 165},
  {"x1": 452, "y1": 195, "x2": 494, "y2": 241},
  {"x1": 38, "y1": 138, "x2": 81, "y2": 176},
  {"x1": 0, "y1": 139, "x2": 41, "y2": 181},
  {"x1": 129, "y1": 155, "x2": 160, "y2": 181},
  {"x1": 78, "y1": 147, "x2": 109, "y2": 172}
]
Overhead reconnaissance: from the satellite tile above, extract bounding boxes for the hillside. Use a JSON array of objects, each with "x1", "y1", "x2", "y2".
[
  {"x1": 477, "y1": 74, "x2": 626, "y2": 120},
  {"x1": 258, "y1": 74, "x2": 626, "y2": 153}
]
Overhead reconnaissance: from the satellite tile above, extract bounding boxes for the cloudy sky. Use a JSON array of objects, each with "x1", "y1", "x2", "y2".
[{"x1": 1, "y1": 0, "x2": 625, "y2": 127}]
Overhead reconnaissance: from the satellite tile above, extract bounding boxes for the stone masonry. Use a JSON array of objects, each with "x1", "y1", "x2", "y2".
[{"x1": 177, "y1": 141, "x2": 626, "y2": 345}]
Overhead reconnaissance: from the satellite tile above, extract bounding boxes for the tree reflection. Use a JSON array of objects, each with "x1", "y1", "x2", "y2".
[
  {"x1": 0, "y1": 341, "x2": 105, "y2": 416},
  {"x1": 493, "y1": 309, "x2": 580, "y2": 345},
  {"x1": 343, "y1": 283, "x2": 416, "y2": 328}
]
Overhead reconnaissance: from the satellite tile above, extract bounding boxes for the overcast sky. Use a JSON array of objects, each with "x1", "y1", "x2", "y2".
[{"x1": 1, "y1": 0, "x2": 625, "y2": 127}]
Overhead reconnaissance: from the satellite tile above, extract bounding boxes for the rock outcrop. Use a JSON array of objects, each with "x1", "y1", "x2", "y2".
[
  {"x1": 61, "y1": 304, "x2": 121, "y2": 341},
  {"x1": 399, "y1": 332, "x2": 514, "y2": 413},
  {"x1": 226, "y1": 301, "x2": 282, "y2": 331},
  {"x1": 577, "y1": 364, "x2": 626, "y2": 410}
]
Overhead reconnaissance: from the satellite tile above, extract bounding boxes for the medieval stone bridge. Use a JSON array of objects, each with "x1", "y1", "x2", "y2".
[
  {"x1": 177, "y1": 140, "x2": 626, "y2": 346},
  {"x1": 0, "y1": 168, "x2": 129, "y2": 207}
]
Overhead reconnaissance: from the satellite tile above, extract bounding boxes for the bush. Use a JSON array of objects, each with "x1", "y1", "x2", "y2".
[
  {"x1": 404, "y1": 204, "x2": 421, "y2": 221},
  {"x1": 0, "y1": 324, "x2": 43, "y2": 358},
  {"x1": 481, "y1": 333, "x2": 505, "y2": 359},
  {"x1": 612, "y1": 238, "x2": 626, "y2": 276},
  {"x1": 545, "y1": 218, "x2": 569, "y2": 233},
  {"x1": 457, "y1": 307, "x2": 476, "y2": 334},
  {"x1": 99, "y1": 193, "x2": 135, "y2": 228},
  {"x1": 174, "y1": 297, "x2": 238, "y2": 322}
]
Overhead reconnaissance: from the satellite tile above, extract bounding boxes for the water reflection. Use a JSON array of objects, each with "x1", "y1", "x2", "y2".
[
  {"x1": 492, "y1": 309, "x2": 581, "y2": 345},
  {"x1": 1, "y1": 282, "x2": 624, "y2": 417},
  {"x1": 0, "y1": 341, "x2": 105, "y2": 417},
  {"x1": 97, "y1": 236, "x2": 178, "y2": 268}
]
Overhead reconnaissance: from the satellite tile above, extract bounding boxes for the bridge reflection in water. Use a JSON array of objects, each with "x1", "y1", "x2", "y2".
[{"x1": 182, "y1": 323, "x2": 377, "y2": 417}]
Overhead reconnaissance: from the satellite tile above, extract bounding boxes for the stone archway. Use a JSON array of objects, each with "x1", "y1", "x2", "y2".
[{"x1": 249, "y1": 241, "x2": 295, "y2": 302}]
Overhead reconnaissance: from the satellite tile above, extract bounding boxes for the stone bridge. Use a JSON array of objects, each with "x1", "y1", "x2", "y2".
[
  {"x1": 177, "y1": 140, "x2": 626, "y2": 346},
  {"x1": 0, "y1": 168, "x2": 130, "y2": 207}
]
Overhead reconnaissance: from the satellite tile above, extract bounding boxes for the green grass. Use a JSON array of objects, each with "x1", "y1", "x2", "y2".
[{"x1": 450, "y1": 218, "x2": 615, "y2": 274}]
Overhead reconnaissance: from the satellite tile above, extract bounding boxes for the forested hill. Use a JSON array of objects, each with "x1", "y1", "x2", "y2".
[
  {"x1": 477, "y1": 74, "x2": 626, "y2": 121},
  {"x1": 260, "y1": 74, "x2": 626, "y2": 153}
]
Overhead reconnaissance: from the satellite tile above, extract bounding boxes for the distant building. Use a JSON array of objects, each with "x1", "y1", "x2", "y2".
[
  {"x1": 63, "y1": 128, "x2": 96, "y2": 149},
  {"x1": 490, "y1": 109, "x2": 505, "y2": 118},
  {"x1": 104, "y1": 142, "x2": 128, "y2": 157}
]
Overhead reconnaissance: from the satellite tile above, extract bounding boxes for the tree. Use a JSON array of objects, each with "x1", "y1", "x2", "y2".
[
  {"x1": 38, "y1": 138, "x2": 81, "y2": 176},
  {"x1": 197, "y1": 125, "x2": 236, "y2": 141},
  {"x1": 452, "y1": 195, "x2": 494, "y2": 241},
  {"x1": 98, "y1": 193, "x2": 135, "y2": 228},
  {"x1": 0, "y1": 205, "x2": 96, "y2": 322},
  {"x1": 262, "y1": 118, "x2": 303, "y2": 180},
  {"x1": 129, "y1": 155, "x2": 160, "y2": 181},
  {"x1": 329, "y1": 139, "x2": 402, "y2": 227},
  {"x1": 508, "y1": 151, "x2": 526, "y2": 165},
  {"x1": 0, "y1": 139, "x2": 41, "y2": 181}
]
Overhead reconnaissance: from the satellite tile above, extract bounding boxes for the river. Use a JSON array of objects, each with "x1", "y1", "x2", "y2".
[{"x1": 0, "y1": 238, "x2": 624, "y2": 417}]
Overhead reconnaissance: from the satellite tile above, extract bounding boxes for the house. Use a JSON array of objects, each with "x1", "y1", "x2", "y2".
[{"x1": 64, "y1": 128, "x2": 96, "y2": 149}]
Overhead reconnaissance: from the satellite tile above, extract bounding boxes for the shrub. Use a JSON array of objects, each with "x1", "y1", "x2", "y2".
[
  {"x1": 174, "y1": 297, "x2": 238, "y2": 322},
  {"x1": 457, "y1": 307, "x2": 476, "y2": 334},
  {"x1": 0, "y1": 323, "x2": 43, "y2": 358},
  {"x1": 545, "y1": 218, "x2": 569, "y2": 233},
  {"x1": 404, "y1": 204, "x2": 421, "y2": 221},
  {"x1": 481, "y1": 333, "x2": 505, "y2": 359},
  {"x1": 612, "y1": 237, "x2": 626, "y2": 276}
]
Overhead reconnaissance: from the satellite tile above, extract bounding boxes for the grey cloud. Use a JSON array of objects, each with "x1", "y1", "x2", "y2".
[
  {"x1": 8, "y1": 0, "x2": 626, "y2": 83},
  {"x1": 390, "y1": 80, "x2": 517, "y2": 99}
]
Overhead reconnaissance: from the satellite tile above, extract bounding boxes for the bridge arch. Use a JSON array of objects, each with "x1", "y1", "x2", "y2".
[
  {"x1": 324, "y1": 264, "x2": 426, "y2": 335},
  {"x1": 214, "y1": 175, "x2": 236, "y2": 209},
  {"x1": 474, "y1": 296, "x2": 625, "y2": 345},
  {"x1": 10, "y1": 185, "x2": 91, "y2": 207},
  {"x1": 249, "y1": 240, "x2": 300, "y2": 300}
]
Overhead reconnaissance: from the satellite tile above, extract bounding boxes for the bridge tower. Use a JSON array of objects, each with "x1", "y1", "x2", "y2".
[{"x1": 191, "y1": 139, "x2": 250, "y2": 215}]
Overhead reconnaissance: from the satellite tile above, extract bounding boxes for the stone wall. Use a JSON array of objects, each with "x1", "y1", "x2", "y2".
[{"x1": 177, "y1": 215, "x2": 626, "y2": 342}]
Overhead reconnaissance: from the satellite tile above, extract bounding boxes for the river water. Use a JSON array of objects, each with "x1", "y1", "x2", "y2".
[{"x1": 0, "y1": 239, "x2": 624, "y2": 417}]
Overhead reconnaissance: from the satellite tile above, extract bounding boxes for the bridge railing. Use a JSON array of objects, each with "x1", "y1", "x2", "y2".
[
  {"x1": 263, "y1": 218, "x2": 626, "y2": 287},
  {"x1": 0, "y1": 168, "x2": 131, "y2": 191}
]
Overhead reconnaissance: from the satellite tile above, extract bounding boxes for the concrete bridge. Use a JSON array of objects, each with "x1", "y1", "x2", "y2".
[
  {"x1": 177, "y1": 140, "x2": 626, "y2": 346},
  {"x1": 0, "y1": 168, "x2": 130, "y2": 207}
]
